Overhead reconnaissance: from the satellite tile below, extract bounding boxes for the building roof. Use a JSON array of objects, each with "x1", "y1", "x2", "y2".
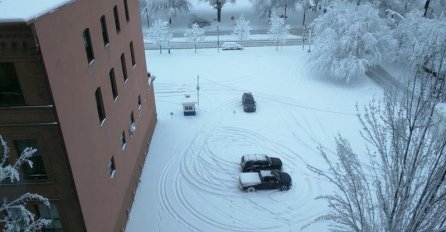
[{"x1": 0, "y1": 0, "x2": 74, "y2": 23}]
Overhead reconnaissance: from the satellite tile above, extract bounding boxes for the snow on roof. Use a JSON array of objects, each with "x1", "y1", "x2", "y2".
[
  {"x1": 243, "y1": 154, "x2": 267, "y2": 162},
  {"x1": 0, "y1": 0, "x2": 74, "y2": 23}
]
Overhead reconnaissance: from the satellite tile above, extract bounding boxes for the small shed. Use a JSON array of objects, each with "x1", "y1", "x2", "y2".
[{"x1": 182, "y1": 94, "x2": 197, "y2": 116}]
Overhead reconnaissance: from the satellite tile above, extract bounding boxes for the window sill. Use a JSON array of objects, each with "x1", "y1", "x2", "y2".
[{"x1": 100, "y1": 117, "x2": 107, "y2": 127}]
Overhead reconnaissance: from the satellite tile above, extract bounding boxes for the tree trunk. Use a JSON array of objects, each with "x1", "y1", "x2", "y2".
[
  {"x1": 303, "y1": 8, "x2": 306, "y2": 26},
  {"x1": 159, "y1": 45, "x2": 162, "y2": 54},
  {"x1": 424, "y1": 0, "x2": 431, "y2": 17},
  {"x1": 169, "y1": 18, "x2": 172, "y2": 24},
  {"x1": 284, "y1": 4, "x2": 287, "y2": 18},
  {"x1": 217, "y1": 7, "x2": 222, "y2": 22},
  {"x1": 194, "y1": 44, "x2": 197, "y2": 53}
]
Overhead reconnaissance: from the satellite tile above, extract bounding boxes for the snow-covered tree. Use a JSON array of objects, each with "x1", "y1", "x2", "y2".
[
  {"x1": 200, "y1": 0, "x2": 236, "y2": 22},
  {"x1": 232, "y1": 15, "x2": 251, "y2": 48},
  {"x1": 251, "y1": 0, "x2": 299, "y2": 19},
  {"x1": 308, "y1": 57, "x2": 446, "y2": 231},
  {"x1": 185, "y1": 23, "x2": 206, "y2": 53},
  {"x1": 0, "y1": 135, "x2": 52, "y2": 231},
  {"x1": 144, "y1": 0, "x2": 191, "y2": 24},
  {"x1": 146, "y1": 19, "x2": 172, "y2": 54},
  {"x1": 393, "y1": 10, "x2": 446, "y2": 72},
  {"x1": 268, "y1": 15, "x2": 290, "y2": 50},
  {"x1": 307, "y1": 1, "x2": 395, "y2": 82}
]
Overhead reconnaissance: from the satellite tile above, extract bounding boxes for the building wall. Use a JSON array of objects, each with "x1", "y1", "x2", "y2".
[
  {"x1": 0, "y1": 23, "x2": 86, "y2": 231},
  {"x1": 32, "y1": 0, "x2": 157, "y2": 231}
]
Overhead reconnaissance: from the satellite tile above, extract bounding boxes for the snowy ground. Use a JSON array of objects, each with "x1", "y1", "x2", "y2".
[{"x1": 125, "y1": 46, "x2": 383, "y2": 232}]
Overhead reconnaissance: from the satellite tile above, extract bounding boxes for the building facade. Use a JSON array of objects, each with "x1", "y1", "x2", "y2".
[{"x1": 0, "y1": 0, "x2": 157, "y2": 231}]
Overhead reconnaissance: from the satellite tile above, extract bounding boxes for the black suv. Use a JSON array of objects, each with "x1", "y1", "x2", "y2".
[
  {"x1": 240, "y1": 154, "x2": 282, "y2": 172},
  {"x1": 242, "y1": 92, "x2": 256, "y2": 112}
]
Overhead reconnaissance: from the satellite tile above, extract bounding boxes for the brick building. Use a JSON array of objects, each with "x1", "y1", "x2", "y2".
[{"x1": 0, "y1": 0, "x2": 157, "y2": 231}]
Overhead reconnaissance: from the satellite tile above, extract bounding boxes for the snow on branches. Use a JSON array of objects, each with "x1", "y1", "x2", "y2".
[
  {"x1": 232, "y1": 15, "x2": 251, "y2": 48},
  {"x1": 393, "y1": 10, "x2": 446, "y2": 71},
  {"x1": 308, "y1": 1, "x2": 395, "y2": 82},
  {"x1": 147, "y1": 19, "x2": 172, "y2": 54},
  {"x1": 0, "y1": 135, "x2": 52, "y2": 231},
  {"x1": 308, "y1": 60, "x2": 446, "y2": 231},
  {"x1": 184, "y1": 23, "x2": 206, "y2": 53},
  {"x1": 144, "y1": 0, "x2": 191, "y2": 24},
  {"x1": 268, "y1": 15, "x2": 290, "y2": 51}
]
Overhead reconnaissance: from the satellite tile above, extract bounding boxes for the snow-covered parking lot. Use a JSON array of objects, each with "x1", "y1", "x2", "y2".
[{"x1": 126, "y1": 46, "x2": 383, "y2": 232}]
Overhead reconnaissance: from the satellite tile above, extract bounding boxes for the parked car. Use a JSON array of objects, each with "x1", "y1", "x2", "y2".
[
  {"x1": 239, "y1": 170, "x2": 292, "y2": 192},
  {"x1": 242, "y1": 92, "x2": 256, "y2": 112},
  {"x1": 240, "y1": 154, "x2": 282, "y2": 172},
  {"x1": 222, "y1": 42, "x2": 243, "y2": 50}
]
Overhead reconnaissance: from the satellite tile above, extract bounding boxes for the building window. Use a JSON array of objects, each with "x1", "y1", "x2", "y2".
[
  {"x1": 14, "y1": 140, "x2": 47, "y2": 180},
  {"x1": 83, "y1": 28, "x2": 95, "y2": 64},
  {"x1": 95, "y1": 87, "x2": 106, "y2": 124},
  {"x1": 100, "y1": 16, "x2": 109, "y2": 46},
  {"x1": 137, "y1": 95, "x2": 142, "y2": 110},
  {"x1": 120, "y1": 131, "x2": 126, "y2": 150},
  {"x1": 121, "y1": 53, "x2": 128, "y2": 82},
  {"x1": 0, "y1": 63, "x2": 25, "y2": 106},
  {"x1": 113, "y1": 5, "x2": 121, "y2": 33},
  {"x1": 37, "y1": 204, "x2": 63, "y2": 231},
  {"x1": 129, "y1": 111, "x2": 135, "y2": 136},
  {"x1": 109, "y1": 156, "x2": 116, "y2": 178},
  {"x1": 123, "y1": 0, "x2": 130, "y2": 22},
  {"x1": 130, "y1": 41, "x2": 136, "y2": 66},
  {"x1": 109, "y1": 68, "x2": 118, "y2": 100}
]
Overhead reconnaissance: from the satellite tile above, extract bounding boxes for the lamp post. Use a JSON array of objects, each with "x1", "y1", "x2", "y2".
[
  {"x1": 196, "y1": 75, "x2": 200, "y2": 106},
  {"x1": 217, "y1": 25, "x2": 220, "y2": 52}
]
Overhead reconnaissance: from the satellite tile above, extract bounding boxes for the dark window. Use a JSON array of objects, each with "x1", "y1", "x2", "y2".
[
  {"x1": 95, "y1": 87, "x2": 106, "y2": 124},
  {"x1": 121, "y1": 53, "x2": 128, "y2": 81},
  {"x1": 109, "y1": 69, "x2": 118, "y2": 100},
  {"x1": 37, "y1": 204, "x2": 63, "y2": 231},
  {"x1": 137, "y1": 95, "x2": 142, "y2": 109},
  {"x1": 0, "y1": 63, "x2": 25, "y2": 106},
  {"x1": 100, "y1": 16, "x2": 109, "y2": 46},
  {"x1": 130, "y1": 111, "x2": 135, "y2": 135},
  {"x1": 83, "y1": 28, "x2": 95, "y2": 64},
  {"x1": 130, "y1": 41, "x2": 136, "y2": 66},
  {"x1": 120, "y1": 131, "x2": 126, "y2": 149},
  {"x1": 14, "y1": 140, "x2": 47, "y2": 180},
  {"x1": 113, "y1": 5, "x2": 121, "y2": 32},
  {"x1": 109, "y1": 156, "x2": 116, "y2": 178},
  {"x1": 123, "y1": 0, "x2": 130, "y2": 22}
]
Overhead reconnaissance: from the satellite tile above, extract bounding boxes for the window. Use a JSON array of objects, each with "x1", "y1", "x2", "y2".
[
  {"x1": 120, "y1": 131, "x2": 126, "y2": 150},
  {"x1": 129, "y1": 111, "x2": 135, "y2": 136},
  {"x1": 95, "y1": 87, "x2": 106, "y2": 124},
  {"x1": 0, "y1": 63, "x2": 25, "y2": 106},
  {"x1": 121, "y1": 53, "x2": 128, "y2": 81},
  {"x1": 14, "y1": 140, "x2": 47, "y2": 180},
  {"x1": 123, "y1": 0, "x2": 130, "y2": 22},
  {"x1": 100, "y1": 16, "x2": 109, "y2": 46},
  {"x1": 109, "y1": 69, "x2": 118, "y2": 100},
  {"x1": 129, "y1": 41, "x2": 136, "y2": 66},
  {"x1": 83, "y1": 28, "x2": 95, "y2": 64},
  {"x1": 137, "y1": 95, "x2": 142, "y2": 109},
  {"x1": 37, "y1": 204, "x2": 63, "y2": 231},
  {"x1": 109, "y1": 156, "x2": 116, "y2": 178},
  {"x1": 113, "y1": 5, "x2": 121, "y2": 32}
]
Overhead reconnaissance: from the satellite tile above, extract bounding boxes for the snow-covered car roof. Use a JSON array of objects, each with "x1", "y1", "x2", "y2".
[{"x1": 243, "y1": 154, "x2": 268, "y2": 162}]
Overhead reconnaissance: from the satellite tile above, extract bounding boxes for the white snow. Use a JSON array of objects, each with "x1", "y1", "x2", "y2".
[
  {"x1": 0, "y1": 0, "x2": 73, "y2": 23},
  {"x1": 239, "y1": 172, "x2": 261, "y2": 186},
  {"x1": 125, "y1": 46, "x2": 383, "y2": 232}
]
